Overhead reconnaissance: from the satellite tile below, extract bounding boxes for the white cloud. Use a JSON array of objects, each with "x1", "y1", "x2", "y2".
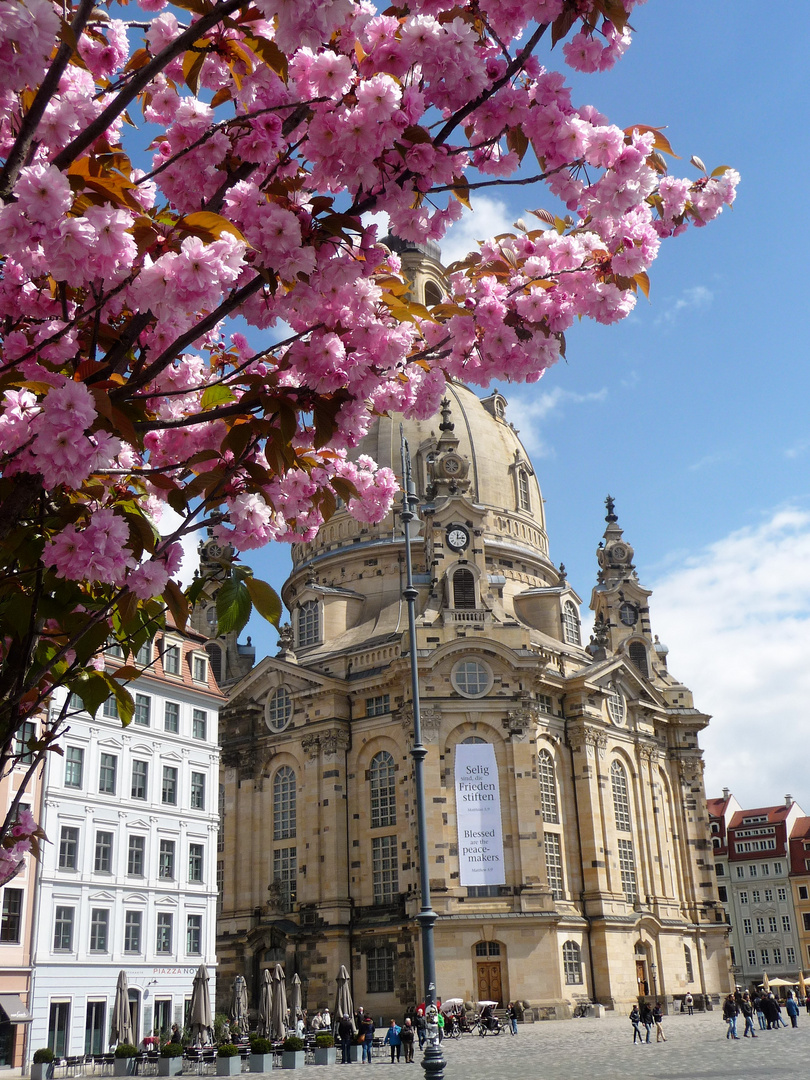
[
  {"x1": 440, "y1": 195, "x2": 517, "y2": 266},
  {"x1": 501, "y1": 385, "x2": 608, "y2": 458},
  {"x1": 651, "y1": 507, "x2": 810, "y2": 813},
  {"x1": 654, "y1": 284, "x2": 713, "y2": 326},
  {"x1": 158, "y1": 507, "x2": 200, "y2": 589}
]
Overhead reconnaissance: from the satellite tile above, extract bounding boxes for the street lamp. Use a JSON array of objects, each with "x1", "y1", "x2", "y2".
[
  {"x1": 650, "y1": 962, "x2": 658, "y2": 1000},
  {"x1": 400, "y1": 431, "x2": 446, "y2": 1080}
]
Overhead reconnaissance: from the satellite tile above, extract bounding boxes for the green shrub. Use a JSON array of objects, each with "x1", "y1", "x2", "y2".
[
  {"x1": 160, "y1": 1044, "x2": 184, "y2": 1058},
  {"x1": 249, "y1": 1039, "x2": 273, "y2": 1055},
  {"x1": 115, "y1": 1045, "x2": 138, "y2": 1059},
  {"x1": 282, "y1": 1037, "x2": 304, "y2": 1053},
  {"x1": 217, "y1": 1044, "x2": 240, "y2": 1058},
  {"x1": 212, "y1": 1014, "x2": 230, "y2": 1043},
  {"x1": 314, "y1": 1035, "x2": 334, "y2": 1049},
  {"x1": 33, "y1": 1049, "x2": 55, "y2": 1064}
]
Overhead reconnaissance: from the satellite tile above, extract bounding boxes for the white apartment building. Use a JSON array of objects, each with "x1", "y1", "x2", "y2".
[{"x1": 27, "y1": 628, "x2": 223, "y2": 1060}]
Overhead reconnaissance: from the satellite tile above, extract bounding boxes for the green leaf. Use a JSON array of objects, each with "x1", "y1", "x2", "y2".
[
  {"x1": 200, "y1": 384, "x2": 237, "y2": 410},
  {"x1": 216, "y1": 578, "x2": 252, "y2": 636},
  {"x1": 245, "y1": 578, "x2": 283, "y2": 627}
]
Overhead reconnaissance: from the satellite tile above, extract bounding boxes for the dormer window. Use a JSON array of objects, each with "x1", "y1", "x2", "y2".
[
  {"x1": 561, "y1": 601, "x2": 580, "y2": 645},
  {"x1": 162, "y1": 639, "x2": 181, "y2": 675},
  {"x1": 628, "y1": 641, "x2": 648, "y2": 677},
  {"x1": 452, "y1": 568, "x2": 476, "y2": 609},
  {"x1": 192, "y1": 653, "x2": 208, "y2": 683},
  {"x1": 517, "y1": 469, "x2": 531, "y2": 511},
  {"x1": 297, "y1": 599, "x2": 320, "y2": 648}
]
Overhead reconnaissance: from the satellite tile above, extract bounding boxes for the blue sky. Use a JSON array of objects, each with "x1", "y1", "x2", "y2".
[{"x1": 231, "y1": 2, "x2": 810, "y2": 814}]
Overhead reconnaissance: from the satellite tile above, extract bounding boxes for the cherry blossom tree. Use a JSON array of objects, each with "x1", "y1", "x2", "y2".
[{"x1": 0, "y1": 0, "x2": 738, "y2": 879}]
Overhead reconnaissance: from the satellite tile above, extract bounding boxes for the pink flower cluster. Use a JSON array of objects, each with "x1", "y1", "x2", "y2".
[{"x1": 0, "y1": 807, "x2": 40, "y2": 887}]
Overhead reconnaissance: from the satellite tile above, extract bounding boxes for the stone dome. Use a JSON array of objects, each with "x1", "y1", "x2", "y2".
[{"x1": 290, "y1": 381, "x2": 551, "y2": 572}]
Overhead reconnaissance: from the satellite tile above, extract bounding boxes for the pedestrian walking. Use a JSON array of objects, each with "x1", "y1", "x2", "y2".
[
  {"x1": 785, "y1": 992, "x2": 800, "y2": 1029},
  {"x1": 414, "y1": 1010, "x2": 426, "y2": 1050},
  {"x1": 640, "y1": 1002, "x2": 653, "y2": 1043},
  {"x1": 723, "y1": 994, "x2": 740, "y2": 1040},
  {"x1": 629, "y1": 1005, "x2": 644, "y2": 1044},
  {"x1": 652, "y1": 1002, "x2": 667, "y2": 1042},
  {"x1": 684, "y1": 992, "x2": 694, "y2": 1016},
  {"x1": 508, "y1": 1002, "x2": 518, "y2": 1036},
  {"x1": 360, "y1": 1015, "x2": 375, "y2": 1063},
  {"x1": 400, "y1": 1019, "x2": 415, "y2": 1063},
  {"x1": 740, "y1": 994, "x2": 757, "y2": 1038},
  {"x1": 753, "y1": 994, "x2": 767, "y2": 1029},
  {"x1": 384, "y1": 1020, "x2": 402, "y2": 1062}
]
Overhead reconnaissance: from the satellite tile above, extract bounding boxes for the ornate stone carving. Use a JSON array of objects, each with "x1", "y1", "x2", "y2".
[
  {"x1": 301, "y1": 734, "x2": 320, "y2": 760},
  {"x1": 321, "y1": 728, "x2": 350, "y2": 758},
  {"x1": 398, "y1": 705, "x2": 440, "y2": 742},
  {"x1": 638, "y1": 743, "x2": 661, "y2": 765},
  {"x1": 677, "y1": 756, "x2": 705, "y2": 787},
  {"x1": 502, "y1": 701, "x2": 539, "y2": 740}
]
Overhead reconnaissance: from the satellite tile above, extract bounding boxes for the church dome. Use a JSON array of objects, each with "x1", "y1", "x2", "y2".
[{"x1": 290, "y1": 381, "x2": 550, "y2": 571}]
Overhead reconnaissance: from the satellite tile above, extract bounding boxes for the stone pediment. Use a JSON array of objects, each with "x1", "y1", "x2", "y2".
[
  {"x1": 228, "y1": 654, "x2": 341, "y2": 705},
  {"x1": 572, "y1": 654, "x2": 665, "y2": 709}
]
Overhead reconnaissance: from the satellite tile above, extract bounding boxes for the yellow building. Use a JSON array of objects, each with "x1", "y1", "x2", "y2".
[{"x1": 216, "y1": 359, "x2": 731, "y2": 1018}]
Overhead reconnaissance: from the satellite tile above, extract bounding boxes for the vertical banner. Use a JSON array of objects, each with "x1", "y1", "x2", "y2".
[{"x1": 454, "y1": 743, "x2": 505, "y2": 886}]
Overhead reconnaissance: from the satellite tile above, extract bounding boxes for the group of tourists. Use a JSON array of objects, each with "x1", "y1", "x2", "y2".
[
  {"x1": 723, "y1": 988, "x2": 802, "y2": 1040},
  {"x1": 629, "y1": 1002, "x2": 666, "y2": 1043},
  {"x1": 335, "y1": 1008, "x2": 425, "y2": 1065}
]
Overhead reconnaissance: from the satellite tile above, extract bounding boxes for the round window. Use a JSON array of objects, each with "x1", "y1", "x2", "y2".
[
  {"x1": 606, "y1": 687, "x2": 625, "y2": 726},
  {"x1": 451, "y1": 659, "x2": 492, "y2": 698},
  {"x1": 266, "y1": 687, "x2": 292, "y2": 732}
]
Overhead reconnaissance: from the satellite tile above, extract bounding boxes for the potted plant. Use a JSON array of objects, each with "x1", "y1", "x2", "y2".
[
  {"x1": 281, "y1": 1036, "x2": 305, "y2": 1070},
  {"x1": 158, "y1": 1043, "x2": 184, "y2": 1076},
  {"x1": 312, "y1": 1034, "x2": 335, "y2": 1066},
  {"x1": 216, "y1": 1043, "x2": 241, "y2": 1077},
  {"x1": 249, "y1": 1037, "x2": 273, "y2": 1073},
  {"x1": 349, "y1": 1033, "x2": 363, "y2": 1063},
  {"x1": 114, "y1": 1044, "x2": 138, "y2": 1077},
  {"x1": 31, "y1": 1048, "x2": 54, "y2": 1080}
]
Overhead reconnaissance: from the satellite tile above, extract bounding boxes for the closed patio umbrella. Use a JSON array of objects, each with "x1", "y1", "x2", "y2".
[
  {"x1": 189, "y1": 964, "x2": 213, "y2": 1046},
  {"x1": 257, "y1": 970, "x2": 273, "y2": 1038},
  {"x1": 799, "y1": 971, "x2": 807, "y2": 999},
  {"x1": 289, "y1": 974, "x2": 302, "y2": 1024},
  {"x1": 270, "y1": 964, "x2": 287, "y2": 1041},
  {"x1": 762, "y1": 971, "x2": 770, "y2": 993},
  {"x1": 110, "y1": 971, "x2": 133, "y2": 1046},
  {"x1": 230, "y1": 975, "x2": 249, "y2": 1035},
  {"x1": 332, "y1": 965, "x2": 355, "y2": 1034}
]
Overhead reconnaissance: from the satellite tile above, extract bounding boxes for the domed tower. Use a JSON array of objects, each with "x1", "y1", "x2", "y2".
[
  {"x1": 283, "y1": 381, "x2": 584, "y2": 671},
  {"x1": 217, "y1": 249, "x2": 730, "y2": 1024}
]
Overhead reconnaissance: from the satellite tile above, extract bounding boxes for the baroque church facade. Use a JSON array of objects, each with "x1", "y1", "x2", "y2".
[
  {"x1": 214, "y1": 241, "x2": 731, "y2": 1017},
  {"x1": 215, "y1": 362, "x2": 732, "y2": 1017}
]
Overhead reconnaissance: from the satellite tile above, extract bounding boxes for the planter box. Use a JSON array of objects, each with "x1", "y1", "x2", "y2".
[
  {"x1": 314, "y1": 1048, "x2": 336, "y2": 1066},
  {"x1": 249, "y1": 1054, "x2": 273, "y2": 1073},
  {"x1": 114, "y1": 1060, "x2": 134, "y2": 1077},
  {"x1": 349, "y1": 1045, "x2": 363, "y2": 1063},
  {"x1": 31, "y1": 1063, "x2": 50, "y2": 1080},
  {"x1": 217, "y1": 1055, "x2": 242, "y2": 1076},
  {"x1": 158, "y1": 1058, "x2": 183, "y2": 1076},
  {"x1": 281, "y1": 1051, "x2": 304, "y2": 1070}
]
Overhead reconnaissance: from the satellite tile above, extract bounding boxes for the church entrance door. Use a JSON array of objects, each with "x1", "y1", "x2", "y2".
[
  {"x1": 476, "y1": 962, "x2": 503, "y2": 1006},
  {"x1": 635, "y1": 960, "x2": 648, "y2": 996}
]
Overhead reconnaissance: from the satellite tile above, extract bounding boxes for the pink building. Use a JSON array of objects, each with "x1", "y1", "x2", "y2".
[{"x1": 0, "y1": 720, "x2": 45, "y2": 1067}]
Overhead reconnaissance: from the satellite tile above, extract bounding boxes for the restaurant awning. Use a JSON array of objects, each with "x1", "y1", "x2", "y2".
[{"x1": 0, "y1": 994, "x2": 32, "y2": 1023}]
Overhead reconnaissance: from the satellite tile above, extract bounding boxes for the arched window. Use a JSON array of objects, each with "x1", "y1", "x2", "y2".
[
  {"x1": 424, "y1": 280, "x2": 442, "y2": 306},
  {"x1": 266, "y1": 687, "x2": 292, "y2": 732},
  {"x1": 684, "y1": 944, "x2": 694, "y2": 982},
  {"x1": 538, "y1": 749, "x2": 559, "y2": 824},
  {"x1": 562, "y1": 601, "x2": 580, "y2": 645},
  {"x1": 205, "y1": 643, "x2": 222, "y2": 684},
  {"x1": 370, "y1": 751, "x2": 396, "y2": 828},
  {"x1": 452, "y1": 568, "x2": 476, "y2": 609},
  {"x1": 517, "y1": 469, "x2": 531, "y2": 511},
  {"x1": 628, "y1": 641, "x2": 649, "y2": 677},
  {"x1": 297, "y1": 600, "x2": 319, "y2": 647},
  {"x1": 606, "y1": 687, "x2": 625, "y2": 725},
  {"x1": 273, "y1": 766, "x2": 296, "y2": 840},
  {"x1": 562, "y1": 941, "x2": 583, "y2": 985},
  {"x1": 461, "y1": 736, "x2": 486, "y2": 745},
  {"x1": 452, "y1": 659, "x2": 491, "y2": 697},
  {"x1": 611, "y1": 761, "x2": 631, "y2": 832}
]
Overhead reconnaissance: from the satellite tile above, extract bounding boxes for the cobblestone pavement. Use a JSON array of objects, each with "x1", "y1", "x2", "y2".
[{"x1": 274, "y1": 1012, "x2": 809, "y2": 1080}]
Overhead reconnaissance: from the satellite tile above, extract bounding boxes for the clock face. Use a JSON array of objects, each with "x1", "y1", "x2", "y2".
[
  {"x1": 447, "y1": 526, "x2": 469, "y2": 550},
  {"x1": 619, "y1": 602, "x2": 638, "y2": 626}
]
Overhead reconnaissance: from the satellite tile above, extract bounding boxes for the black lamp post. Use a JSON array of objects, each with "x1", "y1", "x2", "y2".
[{"x1": 400, "y1": 430, "x2": 446, "y2": 1080}]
